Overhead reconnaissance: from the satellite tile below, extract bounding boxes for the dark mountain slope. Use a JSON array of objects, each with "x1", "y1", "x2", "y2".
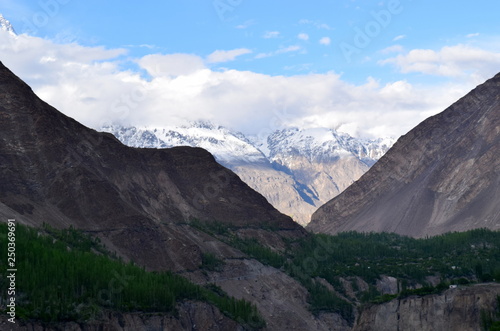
[
  {"x1": 309, "y1": 73, "x2": 500, "y2": 237},
  {"x1": 0, "y1": 61, "x2": 305, "y2": 272}
]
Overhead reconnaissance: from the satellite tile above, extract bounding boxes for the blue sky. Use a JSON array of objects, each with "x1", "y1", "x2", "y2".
[{"x1": 1, "y1": 0, "x2": 500, "y2": 138}]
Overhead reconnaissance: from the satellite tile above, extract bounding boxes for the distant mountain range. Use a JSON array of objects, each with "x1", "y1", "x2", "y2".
[
  {"x1": 102, "y1": 123, "x2": 394, "y2": 225},
  {"x1": 0, "y1": 13, "x2": 394, "y2": 226}
]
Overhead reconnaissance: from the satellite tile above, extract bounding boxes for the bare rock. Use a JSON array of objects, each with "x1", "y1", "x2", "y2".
[
  {"x1": 309, "y1": 73, "x2": 500, "y2": 237},
  {"x1": 354, "y1": 283, "x2": 500, "y2": 331}
]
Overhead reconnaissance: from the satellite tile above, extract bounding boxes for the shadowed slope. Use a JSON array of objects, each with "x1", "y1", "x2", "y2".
[{"x1": 0, "y1": 61, "x2": 305, "y2": 272}]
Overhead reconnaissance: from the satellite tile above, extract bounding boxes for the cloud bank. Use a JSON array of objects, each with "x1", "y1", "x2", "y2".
[{"x1": 1, "y1": 31, "x2": 498, "y2": 140}]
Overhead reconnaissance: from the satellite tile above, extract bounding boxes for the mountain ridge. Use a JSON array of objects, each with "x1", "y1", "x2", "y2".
[
  {"x1": 0, "y1": 60, "x2": 363, "y2": 330},
  {"x1": 102, "y1": 124, "x2": 394, "y2": 225},
  {"x1": 308, "y1": 72, "x2": 500, "y2": 237},
  {"x1": 0, "y1": 60, "x2": 305, "y2": 271}
]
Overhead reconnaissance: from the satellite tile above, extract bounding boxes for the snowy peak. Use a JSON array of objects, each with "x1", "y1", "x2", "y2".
[
  {"x1": 266, "y1": 127, "x2": 394, "y2": 166},
  {"x1": 102, "y1": 122, "x2": 394, "y2": 226},
  {"x1": 102, "y1": 123, "x2": 394, "y2": 170},
  {"x1": 101, "y1": 123, "x2": 268, "y2": 167},
  {"x1": 0, "y1": 14, "x2": 17, "y2": 36}
]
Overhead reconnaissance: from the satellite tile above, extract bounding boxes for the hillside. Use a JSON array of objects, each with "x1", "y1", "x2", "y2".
[{"x1": 309, "y1": 72, "x2": 500, "y2": 237}]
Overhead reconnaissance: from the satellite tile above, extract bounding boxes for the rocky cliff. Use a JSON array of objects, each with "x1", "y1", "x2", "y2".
[
  {"x1": 0, "y1": 302, "x2": 243, "y2": 331},
  {"x1": 355, "y1": 284, "x2": 500, "y2": 331},
  {"x1": 0, "y1": 61, "x2": 354, "y2": 330},
  {"x1": 309, "y1": 73, "x2": 500, "y2": 237}
]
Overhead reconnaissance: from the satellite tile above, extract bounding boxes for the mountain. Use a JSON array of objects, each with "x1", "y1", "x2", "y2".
[
  {"x1": 308, "y1": 72, "x2": 500, "y2": 237},
  {"x1": 102, "y1": 122, "x2": 269, "y2": 166},
  {"x1": 0, "y1": 14, "x2": 16, "y2": 36},
  {"x1": 2, "y1": 61, "x2": 499, "y2": 331},
  {"x1": 0, "y1": 61, "x2": 358, "y2": 330},
  {"x1": 102, "y1": 124, "x2": 393, "y2": 225},
  {"x1": 0, "y1": 60, "x2": 305, "y2": 269}
]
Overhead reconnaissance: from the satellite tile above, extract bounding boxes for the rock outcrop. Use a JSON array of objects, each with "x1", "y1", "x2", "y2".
[
  {"x1": 355, "y1": 284, "x2": 500, "y2": 331},
  {"x1": 309, "y1": 73, "x2": 500, "y2": 237},
  {"x1": 0, "y1": 301, "x2": 243, "y2": 331}
]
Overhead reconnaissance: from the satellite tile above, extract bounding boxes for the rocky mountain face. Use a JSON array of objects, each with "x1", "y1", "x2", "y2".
[
  {"x1": 102, "y1": 125, "x2": 393, "y2": 226},
  {"x1": 354, "y1": 284, "x2": 500, "y2": 331},
  {"x1": 1, "y1": 302, "x2": 243, "y2": 331},
  {"x1": 308, "y1": 72, "x2": 500, "y2": 237},
  {"x1": 0, "y1": 61, "x2": 357, "y2": 330}
]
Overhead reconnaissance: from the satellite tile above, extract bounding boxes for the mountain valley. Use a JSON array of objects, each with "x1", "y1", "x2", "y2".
[
  {"x1": 102, "y1": 124, "x2": 393, "y2": 226},
  {"x1": 0, "y1": 59, "x2": 499, "y2": 331}
]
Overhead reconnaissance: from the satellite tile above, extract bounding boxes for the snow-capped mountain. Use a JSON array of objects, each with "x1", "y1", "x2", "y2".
[
  {"x1": 262, "y1": 127, "x2": 393, "y2": 166},
  {"x1": 0, "y1": 14, "x2": 16, "y2": 36},
  {"x1": 102, "y1": 123, "x2": 394, "y2": 225},
  {"x1": 102, "y1": 121, "x2": 268, "y2": 166}
]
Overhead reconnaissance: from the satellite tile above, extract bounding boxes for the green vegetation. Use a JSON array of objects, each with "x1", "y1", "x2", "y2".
[
  {"x1": 0, "y1": 223, "x2": 265, "y2": 329},
  {"x1": 190, "y1": 222, "x2": 500, "y2": 325},
  {"x1": 230, "y1": 238, "x2": 285, "y2": 269},
  {"x1": 284, "y1": 230, "x2": 500, "y2": 305},
  {"x1": 189, "y1": 218, "x2": 230, "y2": 237},
  {"x1": 201, "y1": 252, "x2": 225, "y2": 271}
]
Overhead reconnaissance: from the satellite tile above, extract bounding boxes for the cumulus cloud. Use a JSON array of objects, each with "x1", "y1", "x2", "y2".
[
  {"x1": 298, "y1": 33, "x2": 309, "y2": 41},
  {"x1": 380, "y1": 44, "x2": 500, "y2": 83},
  {"x1": 138, "y1": 53, "x2": 206, "y2": 77},
  {"x1": 0, "y1": 30, "x2": 481, "y2": 140},
  {"x1": 319, "y1": 37, "x2": 331, "y2": 46},
  {"x1": 206, "y1": 48, "x2": 252, "y2": 63}
]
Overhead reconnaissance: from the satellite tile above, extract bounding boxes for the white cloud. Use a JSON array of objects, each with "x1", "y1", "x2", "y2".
[
  {"x1": 138, "y1": 53, "x2": 206, "y2": 77},
  {"x1": 235, "y1": 20, "x2": 256, "y2": 29},
  {"x1": 0, "y1": 31, "x2": 482, "y2": 140},
  {"x1": 393, "y1": 35, "x2": 406, "y2": 41},
  {"x1": 206, "y1": 48, "x2": 252, "y2": 63},
  {"x1": 380, "y1": 45, "x2": 404, "y2": 54},
  {"x1": 380, "y1": 44, "x2": 500, "y2": 82},
  {"x1": 255, "y1": 45, "x2": 301, "y2": 59},
  {"x1": 319, "y1": 37, "x2": 331, "y2": 46},
  {"x1": 298, "y1": 33, "x2": 309, "y2": 41},
  {"x1": 263, "y1": 31, "x2": 280, "y2": 39},
  {"x1": 123, "y1": 44, "x2": 158, "y2": 49},
  {"x1": 466, "y1": 33, "x2": 480, "y2": 38}
]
